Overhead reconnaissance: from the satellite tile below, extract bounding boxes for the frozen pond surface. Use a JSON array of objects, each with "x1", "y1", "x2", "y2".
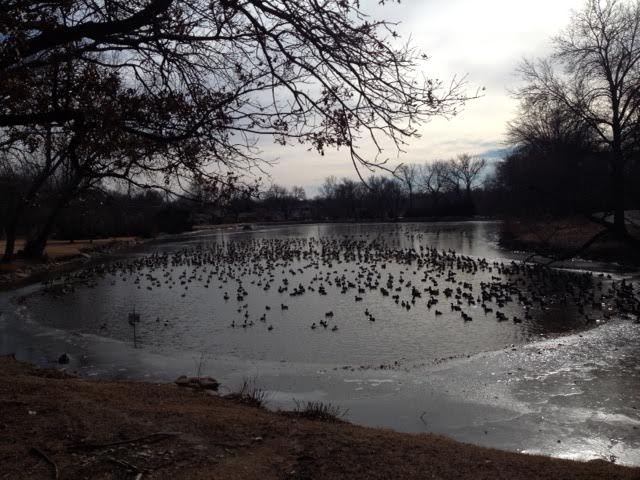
[{"x1": 1, "y1": 222, "x2": 639, "y2": 465}]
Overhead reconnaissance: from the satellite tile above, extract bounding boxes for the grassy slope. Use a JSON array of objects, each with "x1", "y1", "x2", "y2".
[{"x1": 1, "y1": 357, "x2": 638, "y2": 480}]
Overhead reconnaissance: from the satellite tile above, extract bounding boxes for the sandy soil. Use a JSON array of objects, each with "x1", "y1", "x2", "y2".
[{"x1": 1, "y1": 356, "x2": 638, "y2": 480}]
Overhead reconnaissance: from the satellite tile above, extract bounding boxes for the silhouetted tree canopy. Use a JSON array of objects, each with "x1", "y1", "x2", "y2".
[
  {"x1": 515, "y1": 0, "x2": 640, "y2": 234},
  {"x1": 1, "y1": 0, "x2": 468, "y2": 162},
  {"x1": 0, "y1": 0, "x2": 471, "y2": 260}
]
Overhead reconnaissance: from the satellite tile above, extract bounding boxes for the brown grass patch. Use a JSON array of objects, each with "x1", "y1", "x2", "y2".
[{"x1": 0, "y1": 356, "x2": 638, "y2": 479}]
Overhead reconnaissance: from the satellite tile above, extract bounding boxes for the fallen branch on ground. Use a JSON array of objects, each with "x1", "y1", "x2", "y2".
[
  {"x1": 544, "y1": 228, "x2": 612, "y2": 266},
  {"x1": 107, "y1": 456, "x2": 140, "y2": 473},
  {"x1": 29, "y1": 447, "x2": 59, "y2": 480},
  {"x1": 71, "y1": 432, "x2": 181, "y2": 451}
]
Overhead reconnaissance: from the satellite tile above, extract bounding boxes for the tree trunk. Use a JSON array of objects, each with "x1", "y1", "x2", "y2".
[
  {"x1": 2, "y1": 222, "x2": 17, "y2": 262},
  {"x1": 611, "y1": 141, "x2": 627, "y2": 235},
  {"x1": 22, "y1": 183, "x2": 80, "y2": 260},
  {"x1": 21, "y1": 211, "x2": 59, "y2": 260},
  {"x1": 2, "y1": 168, "x2": 64, "y2": 262},
  {"x1": 431, "y1": 192, "x2": 440, "y2": 214},
  {"x1": 2, "y1": 206, "x2": 25, "y2": 262},
  {"x1": 612, "y1": 157, "x2": 626, "y2": 234},
  {"x1": 465, "y1": 184, "x2": 475, "y2": 215}
]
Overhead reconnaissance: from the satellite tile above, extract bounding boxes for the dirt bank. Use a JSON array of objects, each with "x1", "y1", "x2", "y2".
[
  {"x1": 0, "y1": 237, "x2": 142, "y2": 291},
  {"x1": 1, "y1": 357, "x2": 637, "y2": 479},
  {"x1": 499, "y1": 217, "x2": 640, "y2": 266}
]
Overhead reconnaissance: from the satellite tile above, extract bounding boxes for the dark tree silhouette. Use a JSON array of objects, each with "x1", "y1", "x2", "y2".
[
  {"x1": 447, "y1": 154, "x2": 486, "y2": 208},
  {"x1": 516, "y1": 0, "x2": 640, "y2": 235},
  {"x1": 505, "y1": 97, "x2": 600, "y2": 215},
  {"x1": 397, "y1": 164, "x2": 419, "y2": 213},
  {"x1": 419, "y1": 160, "x2": 451, "y2": 207},
  {"x1": 1, "y1": 0, "x2": 469, "y2": 161},
  {"x1": 0, "y1": 0, "x2": 472, "y2": 260}
]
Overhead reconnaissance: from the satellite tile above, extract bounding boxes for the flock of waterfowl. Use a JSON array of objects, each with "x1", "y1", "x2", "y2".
[{"x1": 41, "y1": 228, "x2": 640, "y2": 346}]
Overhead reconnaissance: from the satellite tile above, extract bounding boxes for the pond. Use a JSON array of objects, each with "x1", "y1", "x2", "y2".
[
  {"x1": 21, "y1": 222, "x2": 626, "y2": 365},
  {"x1": 2, "y1": 221, "x2": 639, "y2": 465}
]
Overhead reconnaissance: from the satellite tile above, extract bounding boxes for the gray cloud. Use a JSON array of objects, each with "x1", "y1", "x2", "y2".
[{"x1": 239, "y1": 1, "x2": 584, "y2": 188}]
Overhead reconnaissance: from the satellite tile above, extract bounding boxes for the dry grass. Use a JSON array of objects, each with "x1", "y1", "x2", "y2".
[
  {"x1": 502, "y1": 217, "x2": 605, "y2": 250},
  {"x1": 500, "y1": 216, "x2": 640, "y2": 263},
  {"x1": 225, "y1": 378, "x2": 270, "y2": 408},
  {"x1": 0, "y1": 236, "x2": 140, "y2": 290},
  {"x1": 0, "y1": 236, "x2": 137, "y2": 260},
  {"x1": 283, "y1": 400, "x2": 349, "y2": 423},
  {"x1": 0, "y1": 356, "x2": 638, "y2": 480}
]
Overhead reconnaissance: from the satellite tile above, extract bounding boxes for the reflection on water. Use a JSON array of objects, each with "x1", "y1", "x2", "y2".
[{"x1": 23, "y1": 222, "x2": 636, "y2": 366}]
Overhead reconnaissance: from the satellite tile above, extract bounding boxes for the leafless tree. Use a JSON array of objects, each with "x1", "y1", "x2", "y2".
[
  {"x1": 507, "y1": 99, "x2": 595, "y2": 155},
  {"x1": 419, "y1": 160, "x2": 451, "y2": 207},
  {"x1": 1, "y1": 0, "x2": 474, "y2": 259},
  {"x1": 319, "y1": 176, "x2": 339, "y2": 200},
  {"x1": 448, "y1": 154, "x2": 487, "y2": 204},
  {"x1": 1, "y1": 1, "x2": 470, "y2": 169},
  {"x1": 516, "y1": 0, "x2": 640, "y2": 234},
  {"x1": 367, "y1": 175, "x2": 402, "y2": 219},
  {"x1": 397, "y1": 164, "x2": 419, "y2": 212},
  {"x1": 291, "y1": 186, "x2": 306, "y2": 202}
]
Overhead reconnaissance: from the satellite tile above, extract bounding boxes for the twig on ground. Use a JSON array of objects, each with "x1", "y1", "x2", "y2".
[
  {"x1": 107, "y1": 456, "x2": 139, "y2": 472},
  {"x1": 212, "y1": 441, "x2": 252, "y2": 449},
  {"x1": 71, "y1": 432, "x2": 181, "y2": 451},
  {"x1": 522, "y1": 227, "x2": 613, "y2": 266},
  {"x1": 29, "y1": 447, "x2": 59, "y2": 480},
  {"x1": 544, "y1": 228, "x2": 612, "y2": 266}
]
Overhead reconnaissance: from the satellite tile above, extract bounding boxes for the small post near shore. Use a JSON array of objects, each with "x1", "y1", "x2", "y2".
[{"x1": 128, "y1": 308, "x2": 141, "y2": 348}]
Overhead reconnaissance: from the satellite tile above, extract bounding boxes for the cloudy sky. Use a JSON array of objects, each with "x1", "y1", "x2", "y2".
[{"x1": 263, "y1": 0, "x2": 585, "y2": 194}]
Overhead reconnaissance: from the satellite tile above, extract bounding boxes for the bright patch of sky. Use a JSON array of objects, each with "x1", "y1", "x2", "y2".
[{"x1": 261, "y1": 0, "x2": 585, "y2": 194}]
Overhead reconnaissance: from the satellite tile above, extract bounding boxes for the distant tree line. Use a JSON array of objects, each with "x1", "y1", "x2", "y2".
[
  {"x1": 203, "y1": 154, "x2": 490, "y2": 223},
  {"x1": 315, "y1": 155, "x2": 488, "y2": 221},
  {"x1": 0, "y1": 182, "x2": 193, "y2": 242},
  {"x1": 0, "y1": 149, "x2": 493, "y2": 248}
]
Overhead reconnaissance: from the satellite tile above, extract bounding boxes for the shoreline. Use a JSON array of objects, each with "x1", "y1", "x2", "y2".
[
  {"x1": 1, "y1": 355, "x2": 638, "y2": 479},
  {"x1": 0, "y1": 238, "x2": 145, "y2": 292},
  {"x1": 499, "y1": 217, "x2": 640, "y2": 267},
  {"x1": 0, "y1": 225, "x2": 257, "y2": 293}
]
